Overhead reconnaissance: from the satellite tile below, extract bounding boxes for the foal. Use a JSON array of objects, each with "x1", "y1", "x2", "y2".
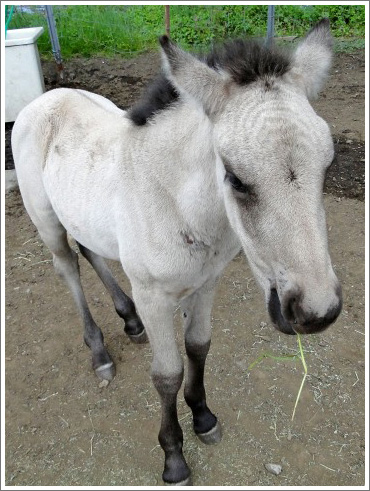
[{"x1": 12, "y1": 19, "x2": 341, "y2": 485}]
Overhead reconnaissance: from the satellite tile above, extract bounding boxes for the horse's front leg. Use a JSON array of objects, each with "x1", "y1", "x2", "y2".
[
  {"x1": 132, "y1": 286, "x2": 191, "y2": 486},
  {"x1": 181, "y1": 280, "x2": 222, "y2": 444}
]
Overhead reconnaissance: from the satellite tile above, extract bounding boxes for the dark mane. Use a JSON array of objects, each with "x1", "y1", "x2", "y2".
[
  {"x1": 129, "y1": 39, "x2": 291, "y2": 126},
  {"x1": 206, "y1": 39, "x2": 291, "y2": 85},
  {"x1": 129, "y1": 74, "x2": 179, "y2": 126}
]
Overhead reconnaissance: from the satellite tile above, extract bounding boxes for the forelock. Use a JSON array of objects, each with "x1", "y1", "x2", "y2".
[{"x1": 205, "y1": 39, "x2": 291, "y2": 86}]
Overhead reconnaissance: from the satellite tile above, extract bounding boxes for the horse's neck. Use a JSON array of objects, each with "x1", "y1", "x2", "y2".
[{"x1": 127, "y1": 103, "x2": 230, "y2": 241}]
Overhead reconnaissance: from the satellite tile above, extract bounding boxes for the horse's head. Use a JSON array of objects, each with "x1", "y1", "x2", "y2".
[{"x1": 160, "y1": 19, "x2": 342, "y2": 335}]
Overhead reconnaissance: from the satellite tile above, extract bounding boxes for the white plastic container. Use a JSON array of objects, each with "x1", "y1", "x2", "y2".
[{"x1": 5, "y1": 27, "x2": 45, "y2": 122}]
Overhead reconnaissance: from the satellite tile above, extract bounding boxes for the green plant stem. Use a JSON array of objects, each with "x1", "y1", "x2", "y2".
[
  {"x1": 248, "y1": 332, "x2": 309, "y2": 421},
  {"x1": 291, "y1": 333, "x2": 308, "y2": 421},
  {"x1": 248, "y1": 352, "x2": 299, "y2": 370}
]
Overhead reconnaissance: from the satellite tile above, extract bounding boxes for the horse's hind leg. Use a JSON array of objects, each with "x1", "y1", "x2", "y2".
[
  {"x1": 25, "y1": 208, "x2": 115, "y2": 381},
  {"x1": 77, "y1": 243, "x2": 148, "y2": 344},
  {"x1": 181, "y1": 279, "x2": 222, "y2": 444},
  {"x1": 50, "y1": 236, "x2": 115, "y2": 380}
]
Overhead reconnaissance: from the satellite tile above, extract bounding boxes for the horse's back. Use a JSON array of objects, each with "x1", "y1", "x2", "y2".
[
  {"x1": 11, "y1": 88, "x2": 129, "y2": 258},
  {"x1": 12, "y1": 87, "x2": 129, "y2": 196},
  {"x1": 12, "y1": 88, "x2": 125, "y2": 168}
]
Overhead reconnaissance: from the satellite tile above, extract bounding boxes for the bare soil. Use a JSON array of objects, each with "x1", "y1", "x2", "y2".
[{"x1": 4, "y1": 48, "x2": 365, "y2": 486}]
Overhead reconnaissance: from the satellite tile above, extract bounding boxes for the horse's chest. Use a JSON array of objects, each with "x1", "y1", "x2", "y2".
[
  {"x1": 167, "y1": 228, "x2": 241, "y2": 300},
  {"x1": 201, "y1": 234, "x2": 238, "y2": 268}
]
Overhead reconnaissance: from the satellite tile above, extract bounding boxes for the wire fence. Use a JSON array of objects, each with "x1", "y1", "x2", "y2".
[
  {"x1": 7, "y1": 4, "x2": 365, "y2": 62},
  {"x1": 9, "y1": 5, "x2": 274, "y2": 60}
]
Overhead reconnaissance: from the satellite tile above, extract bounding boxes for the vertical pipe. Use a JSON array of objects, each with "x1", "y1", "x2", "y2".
[
  {"x1": 266, "y1": 5, "x2": 275, "y2": 47},
  {"x1": 45, "y1": 5, "x2": 64, "y2": 76},
  {"x1": 5, "y1": 5, "x2": 14, "y2": 38},
  {"x1": 165, "y1": 5, "x2": 170, "y2": 37}
]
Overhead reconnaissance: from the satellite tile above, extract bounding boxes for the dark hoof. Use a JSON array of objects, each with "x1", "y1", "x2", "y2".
[
  {"x1": 123, "y1": 317, "x2": 148, "y2": 343},
  {"x1": 95, "y1": 361, "x2": 115, "y2": 381},
  {"x1": 197, "y1": 420, "x2": 222, "y2": 444},
  {"x1": 162, "y1": 456, "x2": 191, "y2": 486},
  {"x1": 164, "y1": 476, "x2": 192, "y2": 486},
  {"x1": 128, "y1": 329, "x2": 149, "y2": 344}
]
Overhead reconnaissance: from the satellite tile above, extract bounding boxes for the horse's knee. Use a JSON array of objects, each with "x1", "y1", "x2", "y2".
[
  {"x1": 152, "y1": 367, "x2": 184, "y2": 396},
  {"x1": 53, "y1": 248, "x2": 79, "y2": 278}
]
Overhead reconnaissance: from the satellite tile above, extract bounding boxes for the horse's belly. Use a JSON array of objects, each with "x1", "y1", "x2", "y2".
[
  {"x1": 43, "y1": 165, "x2": 121, "y2": 260},
  {"x1": 67, "y1": 220, "x2": 120, "y2": 260},
  {"x1": 57, "y1": 207, "x2": 120, "y2": 260}
]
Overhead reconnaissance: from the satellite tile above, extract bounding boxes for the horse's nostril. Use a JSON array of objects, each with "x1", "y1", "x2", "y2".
[
  {"x1": 284, "y1": 293, "x2": 300, "y2": 322},
  {"x1": 268, "y1": 288, "x2": 296, "y2": 335}
]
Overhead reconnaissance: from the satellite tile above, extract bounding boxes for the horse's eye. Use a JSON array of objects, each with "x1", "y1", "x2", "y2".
[{"x1": 225, "y1": 170, "x2": 248, "y2": 194}]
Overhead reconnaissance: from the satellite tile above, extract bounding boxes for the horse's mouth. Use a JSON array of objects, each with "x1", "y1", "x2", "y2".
[
  {"x1": 267, "y1": 287, "x2": 342, "y2": 335},
  {"x1": 267, "y1": 288, "x2": 297, "y2": 335}
]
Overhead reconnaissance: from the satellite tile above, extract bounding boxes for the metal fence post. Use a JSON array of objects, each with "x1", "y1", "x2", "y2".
[
  {"x1": 266, "y1": 5, "x2": 275, "y2": 47},
  {"x1": 165, "y1": 5, "x2": 170, "y2": 37},
  {"x1": 45, "y1": 5, "x2": 64, "y2": 76}
]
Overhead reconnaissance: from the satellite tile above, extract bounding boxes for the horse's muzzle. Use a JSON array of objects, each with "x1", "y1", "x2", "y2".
[{"x1": 268, "y1": 285, "x2": 342, "y2": 335}]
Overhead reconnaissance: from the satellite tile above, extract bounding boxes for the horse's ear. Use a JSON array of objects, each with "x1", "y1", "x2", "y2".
[
  {"x1": 288, "y1": 18, "x2": 333, "y2": 100},
  {"x1": 159, "y1": 35, "x2": 230, "y2": 117}
]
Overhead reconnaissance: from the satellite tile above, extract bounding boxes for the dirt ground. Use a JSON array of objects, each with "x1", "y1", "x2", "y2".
[{"x1": 4, "y1": 47, "x2": 366, "y2": 487}]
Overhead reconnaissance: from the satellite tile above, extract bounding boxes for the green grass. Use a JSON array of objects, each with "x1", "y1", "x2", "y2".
[
  {"x1": 7, "y1": 5, "x2": 365, "y2": 59},
  {"x1": 334, "y1": 37, "x2": 365, "y2": 52},
  {"x1": 248, "y1": 333, "x2": 309, "y2": 421}
]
